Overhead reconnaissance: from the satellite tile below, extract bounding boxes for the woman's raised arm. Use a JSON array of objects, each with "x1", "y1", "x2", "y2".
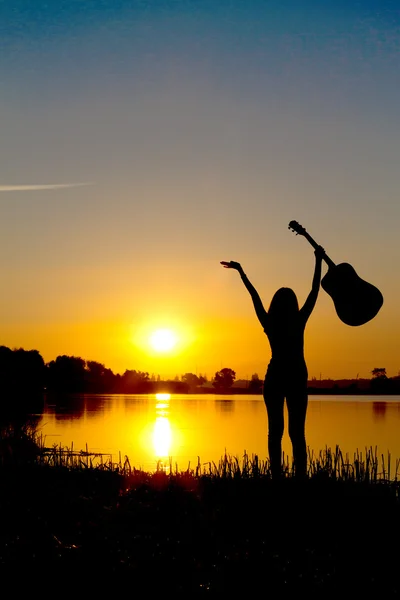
[
  {"x1": 299, "y1": 246, "x2": 325, "y2": 323},
  {"x1": 221, "y1": 261, "x2": 268, "y2": 327}
]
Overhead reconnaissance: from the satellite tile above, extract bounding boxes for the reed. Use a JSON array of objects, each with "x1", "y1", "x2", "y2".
[
  {"x1": 32, "y1": 443, "x2": 400, "y2": 489},
  {"x1": 307, "y1": 445, "x2": 400, "y2": 484},
  {"x1": 2, "y1": 421, "x2": 400, "y2": 488},
  {"x1": 2, "y1": 424, "x2": 400, "y2": 595}
]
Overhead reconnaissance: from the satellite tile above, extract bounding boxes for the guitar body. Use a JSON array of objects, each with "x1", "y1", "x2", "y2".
[
  {"x1": 288, "y1": 220, "x2": 384, "y2": 326},
  {"x1": 321, "y1": 263, "x2": 384, "y2": 326}
]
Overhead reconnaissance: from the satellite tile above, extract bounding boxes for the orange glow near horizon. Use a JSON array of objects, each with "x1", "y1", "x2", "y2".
[
  {"x1": 1, "y1": 302, "x2": 398, "y2": 381},
  {"x1": 0, "y1": 261, "x2": 395, "y2": 381}
]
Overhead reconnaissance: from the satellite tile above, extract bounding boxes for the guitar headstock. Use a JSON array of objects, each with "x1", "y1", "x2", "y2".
[{"x1": 288, "y1": 220, "x2": 306, "y2": 236}]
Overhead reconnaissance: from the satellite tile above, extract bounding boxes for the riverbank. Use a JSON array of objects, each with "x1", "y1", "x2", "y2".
[{"x1": 1, "y1": 440, "x2": 400, "y2": 593}]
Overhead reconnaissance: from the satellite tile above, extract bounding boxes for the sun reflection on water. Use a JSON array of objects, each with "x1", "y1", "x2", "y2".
[
  {"x1": 155, "y1": 393, "x2": 171, "y2": 401},
  {"x1": 153, "y1": 417, "x2": 172, "y2": 457},
  {"x1": 153, "y1": 393, "x2": 172, "y2": 458}
]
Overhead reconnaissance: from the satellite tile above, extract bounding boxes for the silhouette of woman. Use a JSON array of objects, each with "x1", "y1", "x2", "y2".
[{"x1": 221, "y1": 246, "x2": 325, "y2": 479}]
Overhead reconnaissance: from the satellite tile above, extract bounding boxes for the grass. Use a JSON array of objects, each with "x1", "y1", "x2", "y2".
[
  {"x1": 3, "y1": 417, "x2": 398, "y2": 483},
  {"x1": 31, "y1": 438, "x2": 400, "y2": 486},
  {"x1": 1, "y1": 423, "x2": 400, "y2": 593},
  {"x1": 3, "y1": 419, "x2": 400, "y2": 487}
]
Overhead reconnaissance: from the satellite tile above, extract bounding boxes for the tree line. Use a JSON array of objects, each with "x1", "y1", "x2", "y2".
[
  {"x1": 1, "y1": 346, "x2": 399, "y2": 397},
  {"x1": 0, "y1": 346, "x2": 243, "y2": 395}
]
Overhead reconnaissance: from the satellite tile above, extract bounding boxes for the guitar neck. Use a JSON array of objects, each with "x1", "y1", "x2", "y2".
[{"x1": 302, "y1": 230, "x2": 336, "y2": 269}]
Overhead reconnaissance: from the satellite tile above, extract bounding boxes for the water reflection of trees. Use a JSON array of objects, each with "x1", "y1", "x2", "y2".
[
  {"x1": 249, "y1": 399, "x2": 262, "y2": 412},
  {"x1": 45, "y1": 395, "x2": 111, "y2": 420},
  {"x1": 44, "y1": 394, "x2": 85, "y2": 421},
  {"x1": 123, "y1": 395, "x2": 149, "y2": 407},
  {"x1": 215, "y1": 399, "x2": 235, "y2": 413},
  {"x1": 372, "y1": 401, "x2": 387, "y2": 419},
  {"x1": 84, "y1": 395, "x2": 109, "y2": 418}
]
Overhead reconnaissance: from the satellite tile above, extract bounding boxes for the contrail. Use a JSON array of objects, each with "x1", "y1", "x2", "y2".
[{"x1": 0, "y1": 182, "x2": 94, "y2": 192}]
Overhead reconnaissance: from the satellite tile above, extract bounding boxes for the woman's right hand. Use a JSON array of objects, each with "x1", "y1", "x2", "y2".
[
  {"x1": 220, "y1": 261, "x2": 243, "y2": 273},
  {"x1": 314, "y1": 246, "x2": 325, "y2": 261}
]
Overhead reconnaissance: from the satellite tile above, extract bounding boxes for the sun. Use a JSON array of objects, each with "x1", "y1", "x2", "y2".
[{"x1": 149, "y1": 329, "x2": 177, "y2": 353}]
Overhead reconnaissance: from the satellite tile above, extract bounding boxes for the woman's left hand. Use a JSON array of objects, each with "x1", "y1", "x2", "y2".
[{"x1": 221, "y1": 261, "x2": 243, "y2": 272}]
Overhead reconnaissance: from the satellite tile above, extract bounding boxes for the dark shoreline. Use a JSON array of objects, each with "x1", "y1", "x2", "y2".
[
  {"x1": 190, "y1": 387, "x2": 400, "y2": 395},
  {"x1": 1, "y1": 430, "x2": 400, "y2": 593},
  {"x1": 42, "y1": 387, "x2": 400, "y2": 397},
  {"x1": 1, "y1": 459, "x2": 400, "y2": 593},
  {"x1": 2, "y1": 346, "x2": 396, "y2": 396}
]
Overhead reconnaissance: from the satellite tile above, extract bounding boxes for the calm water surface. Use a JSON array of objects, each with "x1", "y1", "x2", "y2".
[{"x1": 38, "y1": 394, "x2": 400, "y2": 472}]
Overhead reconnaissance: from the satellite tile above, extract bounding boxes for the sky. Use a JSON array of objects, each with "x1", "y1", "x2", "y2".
[{"x1": 1, "y1": 0, "x2": 399, "y2": 380}]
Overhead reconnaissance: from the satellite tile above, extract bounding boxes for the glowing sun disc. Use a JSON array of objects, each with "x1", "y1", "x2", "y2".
[{"x1": 150, "y1": 329, "x2": 177, "y2": 352}]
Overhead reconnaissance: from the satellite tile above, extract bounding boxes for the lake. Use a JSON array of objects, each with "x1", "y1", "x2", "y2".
[{"x1": 36, "y1": 394, "x2": 400, "y2": 472}]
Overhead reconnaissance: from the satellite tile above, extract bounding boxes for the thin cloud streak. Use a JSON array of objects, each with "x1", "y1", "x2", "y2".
[{"x1": 0, "y1": 182, "x2": 94, "y2": 192}]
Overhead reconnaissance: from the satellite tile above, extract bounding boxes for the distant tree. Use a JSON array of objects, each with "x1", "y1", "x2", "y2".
[
  {"x1": 13, "y1": 348, "x2": 46, "y2": 393},
  {"x1": 85, "y1": 360, "x2": 116, "y2": 392},
  {"x1": 212, "y1": 368, "x2": 236, "y2": 390},
  {"x1": 47, "y1": 355, "x2": 86, "y2": 393},
  {"x1": 181, "y1": 373, "x2": 202, "y2": 389},
  {"x1": 371, "y1": 368, "x2": 387, "y2": 379},
  {"x1": 0, "y1": 346, "x2": 16, "y2": 393},
  {"x1": 248, "y1": 373, "x2": 262, "y2": 393},
  {"x1": 0, "y1": 346, "x2": 45, "y2": 395},
  {"x1": 121, "y1": 370, "x2": 150, "y2": 392},
  {"x1": 86, "y1": 360, "x2": 105, "y2": 380},
  {"x1": 370, "y1": 368, "x2": 390, "y2": 393}
]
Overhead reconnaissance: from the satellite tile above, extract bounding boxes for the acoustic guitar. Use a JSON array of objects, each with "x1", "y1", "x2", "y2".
[{"x1": 288, "y1": 220, "x2": 383, "y2": 326}]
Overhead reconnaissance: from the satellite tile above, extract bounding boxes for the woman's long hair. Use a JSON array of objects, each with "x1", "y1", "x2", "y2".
[{"x1": 268, "y1": 287, "x2": 299, "y2": 322}]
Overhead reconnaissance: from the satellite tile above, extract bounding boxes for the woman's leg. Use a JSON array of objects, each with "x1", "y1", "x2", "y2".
[
  {"x1": 263, "y1": 383, "x2": 285, "y2": 479},
  {"x1": 286, "y1": 389, "x2": 308, "y2": 478}
]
